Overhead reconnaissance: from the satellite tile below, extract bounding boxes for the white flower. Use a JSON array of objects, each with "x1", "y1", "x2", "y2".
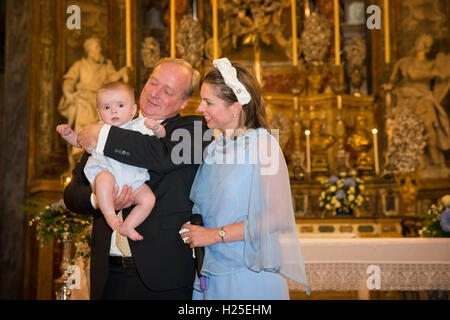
[
  {"x1": 349, "y1": 194, "x2": 355, "y2": 202},
  {"x1": 442, "y1": 195, "x2": 450, "y2": 207},
  {"x1": 330, "y1": 186, "x2": 336, "y2": 192}
]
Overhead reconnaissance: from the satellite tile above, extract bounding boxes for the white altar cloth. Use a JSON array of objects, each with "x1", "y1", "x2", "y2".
[{"x1": 289, "y1": 238, "x2": 450, "y2": 292}]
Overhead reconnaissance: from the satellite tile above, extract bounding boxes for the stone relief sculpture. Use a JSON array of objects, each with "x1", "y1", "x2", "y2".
[
  {"x1": 141, "y1": 36, "x2": 161, "y2": 87},
  {"x1": 268, "y1": 111, "x2": 291, "y2": 150},
  {"x1": 176, "y1": 14, "x2": 205, "y2": 69},
  {"x1": 386, "y1": 34, "x2": 450, "y2": 178},
  {"x1": 58, "y1": 38, "x2": 128, "y2": 170},
  {"x1": 141, "y1": 37, "x2": 161, "y2": 69}
]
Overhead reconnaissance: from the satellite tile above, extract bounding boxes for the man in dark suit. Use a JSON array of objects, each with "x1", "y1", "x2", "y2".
[{"x1": 63, "y1": 58, "x2": 210, "y2": 299}]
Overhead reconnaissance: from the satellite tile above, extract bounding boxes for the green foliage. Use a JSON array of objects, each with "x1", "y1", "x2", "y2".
[{"x1": 24, "y1": 198, "x2": 93, "y2": 258}]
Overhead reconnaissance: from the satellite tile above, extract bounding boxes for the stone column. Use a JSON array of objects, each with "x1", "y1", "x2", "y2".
[{"x1": 0, "y1": 0, "x2": 32, "y2": 299}]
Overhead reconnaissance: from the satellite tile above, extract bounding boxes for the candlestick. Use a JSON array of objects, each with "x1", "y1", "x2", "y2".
[
  {"x1": 212, "y1": 0, "x2": 219, "y2": 59},
  {"x1": 372, "y1": 129, "x2": 380, "y2": 175},
  {"x1": 254, "y1": 44, "x2": 262, "y2": 84},
  {"x1": 125, "y1": 0, "x2": 132, "y2": 67},
  {"x1": 291, "y1": 0, "x2": 298, "y2": 67},
  {"x1": 337, "y1": 94, "x2": 342, "y2": 109},
  {"x1": 383, "y1": 0, "x2": 390, "y2": 64},
  {"x1": 333, "y1": 0, "x2": 340, "y2": 65},
  {"x1": 170, "y1": 0, "x2": 176, "y2": 58},
  {"x1": 305, "y1": 130, "x2": 311, "y2": 173}
]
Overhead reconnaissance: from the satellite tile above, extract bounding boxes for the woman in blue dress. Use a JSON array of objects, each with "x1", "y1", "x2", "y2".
[{"x1": 180, "y1": 58, "x2": 310, "y2": 299}]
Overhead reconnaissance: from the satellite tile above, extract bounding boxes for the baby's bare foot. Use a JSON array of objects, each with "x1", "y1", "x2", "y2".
[
  {"x1": 119, "y1": 223, "x2": 144, "y2": 241},
  {"x1": 105, "y1": 214, "x2": 123, "y2": 231}
]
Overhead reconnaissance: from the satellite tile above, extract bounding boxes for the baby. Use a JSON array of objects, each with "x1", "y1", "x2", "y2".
[{"x1": 57, "y1": 81, "x2": 165, "y2": 241}]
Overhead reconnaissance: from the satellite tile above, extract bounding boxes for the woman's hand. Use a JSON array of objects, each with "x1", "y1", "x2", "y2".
[{"x1": 180, "y1": 223, "x2": 220, "y2": 249}]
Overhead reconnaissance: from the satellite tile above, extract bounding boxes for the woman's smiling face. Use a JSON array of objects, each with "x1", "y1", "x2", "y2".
[{"x1": 197, "y1": 82, "x2": 239, "y2": 131}]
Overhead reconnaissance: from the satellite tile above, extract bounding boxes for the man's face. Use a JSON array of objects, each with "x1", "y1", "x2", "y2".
[{"x1": 139, "y1": 62, "x2": 191, "y2": 120}]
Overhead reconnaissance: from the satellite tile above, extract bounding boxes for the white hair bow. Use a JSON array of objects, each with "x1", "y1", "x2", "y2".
[{"x1": 213, "y1": 58, "x2": 251, "y2": 105}]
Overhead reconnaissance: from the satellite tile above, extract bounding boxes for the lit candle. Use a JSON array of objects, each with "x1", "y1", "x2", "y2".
[
  {"x1": 305, "y1": 0, "x2": 310, "y2": 17},
  {"x1": 305, "y1": 130, "x2": 311, "y2": 173},
  {"x1": 170, "y1": 0, "x2": 176, "y2": 58},
  {"x1": 125, "y1": 0, "x2": 132, "y2": 67},
  {"x1": 291, "y1": 0, "x2": 298, "y2": 67},
  {"x1": 372, "y1": 129, "x2": 380, "y2": 175},
  {"x1": 333, "y1": 0, "x2": 340, "y2": 65},
  {"x1": 193, "y1": 0, "x2": 198, "y2": 20},
  {"x1": 383, "y1": 0, "x2": 390, "y2": 64},
  {"x1": 212, "y1": 0, "x2": 219, "y2": 59}
]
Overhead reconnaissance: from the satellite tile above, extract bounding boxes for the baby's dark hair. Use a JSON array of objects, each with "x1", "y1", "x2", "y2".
[{"x1": 96, "y1": 81, "x2": 135, "y2": 107}]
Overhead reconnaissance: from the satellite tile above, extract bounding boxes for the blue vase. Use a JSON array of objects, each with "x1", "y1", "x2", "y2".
[{"x1": 336, "y1": 207, "x2": 353, "y2": 216}]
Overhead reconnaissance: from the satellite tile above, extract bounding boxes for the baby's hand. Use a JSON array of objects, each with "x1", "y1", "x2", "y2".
[
  {"x1": 56, "y1": 124, "x2": 73, "y2": 136},
  {"x1": 144, "y1": 118, "x2": 166, "y2": 138}
]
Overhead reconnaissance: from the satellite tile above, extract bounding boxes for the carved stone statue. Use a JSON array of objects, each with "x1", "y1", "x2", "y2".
[
  {"x1": 346, "y1": 115, "x2": 373, "y2": 173},
  {"x1": 58, "y1": 37, "x2": 128, "y2": 170},
  {"x1": 310, "y1": 118, "x2": 335, "y2": 174},
  {"x1": 387, "y1": 34, "x2": 450, "y2": 178}
]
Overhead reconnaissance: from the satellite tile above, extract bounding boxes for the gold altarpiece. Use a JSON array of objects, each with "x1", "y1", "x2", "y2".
[{"x1": 24, "y1": 0, "x2": 450, "y2": 299}]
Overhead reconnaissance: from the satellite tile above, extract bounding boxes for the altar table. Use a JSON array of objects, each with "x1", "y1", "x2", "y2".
[{"x1": 289, "y1": 238, "x2": 450, "y2": 293}]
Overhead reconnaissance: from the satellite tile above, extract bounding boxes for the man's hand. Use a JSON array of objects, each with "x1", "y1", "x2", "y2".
[
  {"x1": 112, "y1": 185, "x2": 134, "y2": 211},
  {"x1": 77, "y1": 122, "x2": 103, "y2": 153}
]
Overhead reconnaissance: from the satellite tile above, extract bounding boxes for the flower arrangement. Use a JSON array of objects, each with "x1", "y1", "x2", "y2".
[
  {"x1": 25, "y1": 198, "x2": 92, "y2": 258},
  {"x1": 419, "y1": 195, "x2": 450, "y2": 238},
  {"x1": 319, "y1": 173, "x2": 365, "y2": 215}
]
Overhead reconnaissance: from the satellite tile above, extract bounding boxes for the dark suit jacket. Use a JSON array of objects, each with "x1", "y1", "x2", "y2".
[{"x1": 63, "y1": 114, "x2": 210, "y2": 299}]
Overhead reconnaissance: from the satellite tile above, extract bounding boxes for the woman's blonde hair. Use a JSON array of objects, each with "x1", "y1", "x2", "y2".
[{"x1": 203, "y1": 63, "x2": 270, "y2": 130}]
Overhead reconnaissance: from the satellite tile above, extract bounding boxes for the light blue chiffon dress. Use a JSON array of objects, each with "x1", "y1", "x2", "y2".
[{"x1": 190, "y1": 128, "x2": 310, "y2": 300}]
